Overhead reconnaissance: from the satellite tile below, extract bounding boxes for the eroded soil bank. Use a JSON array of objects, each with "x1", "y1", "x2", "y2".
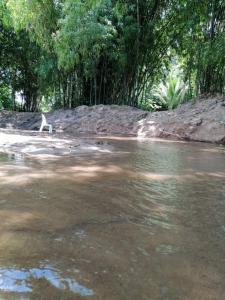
[{"x1": 0, "y1": 95, "x2": 225, "y2": 147}]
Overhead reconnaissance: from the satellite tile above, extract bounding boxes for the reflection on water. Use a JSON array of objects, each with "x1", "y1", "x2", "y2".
[
  {"x1": 0, "y1": 139, "x2": 225, "y2": 299},
  {"x1": 0, "y1": 152, "x2": 24, "y2": 163},
  {"x1": 0, "y1": 264, "x2": 93, "y2": 296}
]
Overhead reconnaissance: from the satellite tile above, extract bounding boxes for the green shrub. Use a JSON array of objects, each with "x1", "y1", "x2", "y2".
[
  {"x1": 0, "y1": 85, "x2": 12, "y2": 110},
  {"x1": 153, "y1": 76, "x2": 188, "y2": 110}
]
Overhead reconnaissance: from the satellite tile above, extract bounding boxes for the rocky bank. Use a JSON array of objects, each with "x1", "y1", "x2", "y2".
[{"x1": 0, "y1": 95, "x2": 225, "y2": 144}]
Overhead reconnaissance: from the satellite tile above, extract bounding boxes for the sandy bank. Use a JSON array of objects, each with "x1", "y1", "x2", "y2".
[
  {"x1": 0, "y1": 95, "x2": 224, "y2": 150},
  {"x1": 0, "y1": 129, "x2": 114, "y2": 158}
]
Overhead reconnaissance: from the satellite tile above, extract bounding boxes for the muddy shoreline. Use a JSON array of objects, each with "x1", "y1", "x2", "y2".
[
  {"x1": 0, "y1": 96, "x2": 225, "y2": 157},
  {"x1": 0, "y1": 129, "x2": 116, "y2": 158}
]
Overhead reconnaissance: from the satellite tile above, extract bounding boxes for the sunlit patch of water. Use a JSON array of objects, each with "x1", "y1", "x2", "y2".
[{"x1": 0, "y1": 264, "x2": 94, "y2": 296}]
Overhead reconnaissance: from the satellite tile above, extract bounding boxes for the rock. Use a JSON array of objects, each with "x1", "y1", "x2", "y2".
[{"x1": 190, "y1": 118, "x2": 202, "y2": 126}]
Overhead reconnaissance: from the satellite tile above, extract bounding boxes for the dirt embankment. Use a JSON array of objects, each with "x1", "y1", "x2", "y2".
[{"x1": 0, "y1": 95, "x2": 225, "y2": 144}]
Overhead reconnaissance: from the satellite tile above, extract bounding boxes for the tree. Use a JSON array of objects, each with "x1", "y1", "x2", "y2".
[
  {"x1": 1, "y1": 0, "x2": 224, "y2": 112},
  {"x1": 171, "y1": 0, "x2": 225, "y2": 95},
  {"x1": 7, "y1": 0, "x2": 173, "y2": 108}
]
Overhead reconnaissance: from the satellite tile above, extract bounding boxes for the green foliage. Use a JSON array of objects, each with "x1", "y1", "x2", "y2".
[
  {"x1": 38, "y1": 95, "x2": 54, "y2": 112},
  {"x1": 6, "y1": 0, "x2": 170, "y2": 107},
  {"x1": 0, "y1": 84, "x2": 11, "y2": 110},
  {"x1": 138, "y1": 75, "x2": 189, "y2": 112},
  {"x1": 171, "y1": 0, "x2": 225, "y2": 94},
  {"x1": 153, "y1": 77, "x2": 188, "y2": 110},
  {"x1": 138, "y1": 98, "x2": 164, "y2": 112},
  {"x1": 139, "y1": 65, "x2": 190, "y2": 111},
  {"x1": 0, "y1": 0, "x2": 224, "y2": 112},
  {"x1": 7, "y1": 0, "x2": 59, "y2": 50},
  {"x1": 56, "y1": 0, "x2": 117, "y2": 70}
]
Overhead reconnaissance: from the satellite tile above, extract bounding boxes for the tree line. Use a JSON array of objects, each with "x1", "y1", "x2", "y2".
[{"x1": 0, "y1": 0, "x2": 224, "y2": 112}]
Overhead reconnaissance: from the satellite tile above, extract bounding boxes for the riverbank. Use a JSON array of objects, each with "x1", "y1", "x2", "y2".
[
  {"x1": 0, "y1": 129, "x2": 116, "y2": 158},
  {"x1": 0, "y1": 95, "x2": 224, "y2": 149}
]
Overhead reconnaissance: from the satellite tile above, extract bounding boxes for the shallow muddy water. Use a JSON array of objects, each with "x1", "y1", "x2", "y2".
[{"x1": 0, "y1": 138, "x2": 224, "y2": 300}]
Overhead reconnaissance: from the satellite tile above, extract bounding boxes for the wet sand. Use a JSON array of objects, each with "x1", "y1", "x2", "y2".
[{"x1": 0, "y1": 129, "x2": 114, "y2": 158}]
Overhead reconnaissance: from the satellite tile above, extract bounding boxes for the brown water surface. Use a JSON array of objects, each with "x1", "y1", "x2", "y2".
[{"x1": 0, "y1": 139, "x2": 225, "y2": 299}]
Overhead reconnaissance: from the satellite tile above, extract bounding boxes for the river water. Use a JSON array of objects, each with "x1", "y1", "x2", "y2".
[{"x1": 0, "y1": 138, "x2": 224, "y2": 300}]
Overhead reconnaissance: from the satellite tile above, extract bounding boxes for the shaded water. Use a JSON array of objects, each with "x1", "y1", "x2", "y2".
[{"x1": 0, "y1": 139, "x2": 224, "y2": 299}]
